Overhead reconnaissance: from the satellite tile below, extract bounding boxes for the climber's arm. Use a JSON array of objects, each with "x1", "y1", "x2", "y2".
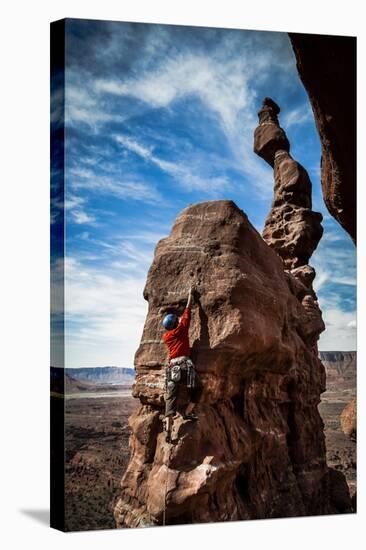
[
  {"x1": 178, "y1": 286, "x2": 194, "y2": 331},
  {"x1": 186, "y1": 285, "x2": 194, "y2": 309}
]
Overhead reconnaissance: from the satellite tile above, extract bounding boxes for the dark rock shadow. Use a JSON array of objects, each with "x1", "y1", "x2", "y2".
[{"x1": 191, "y1": 296, "x2": 210, "y2": 364}]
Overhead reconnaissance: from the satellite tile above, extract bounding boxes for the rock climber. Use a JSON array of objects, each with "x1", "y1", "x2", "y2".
[{"x1": 162, "y1": 285, "x2": 200, "y2": 439}]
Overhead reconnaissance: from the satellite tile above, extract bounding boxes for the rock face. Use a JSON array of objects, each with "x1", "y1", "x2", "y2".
[
  {"x1": 341, "y1": 398, "x2": 357, "y2": 441},
  {"x1": 114, "y1": 200, "x2": 351, "y2": 528},
  {"x1": 289, "y1": 34, "x2": 356, "y2": 244},
  {"x1": 254, "y1": 97, "x2": 323, "y2": 272}
]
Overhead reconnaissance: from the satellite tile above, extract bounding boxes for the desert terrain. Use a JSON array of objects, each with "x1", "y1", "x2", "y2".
[
  {"x1": 62, "y1": 353, "x2": 356, "y2": 531},
  {"x1": 64, "y1": 389, "x2": 138, "y2": 531},
  {"x1": 318, "y1": 352, "x2": 356, "y2": 501}
]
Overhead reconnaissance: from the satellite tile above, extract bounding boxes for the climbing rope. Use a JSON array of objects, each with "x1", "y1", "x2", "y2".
[
  {"x1": 162, "y1": 436, "x2": 173, "y2": 526},
  {"x1": 162, "y1": 363, "x2": 170, "y2": 527}
]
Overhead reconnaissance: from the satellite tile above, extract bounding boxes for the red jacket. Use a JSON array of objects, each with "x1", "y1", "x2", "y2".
[{"x1": 163, "y1": 307, "x2": 191, "y2": 360}]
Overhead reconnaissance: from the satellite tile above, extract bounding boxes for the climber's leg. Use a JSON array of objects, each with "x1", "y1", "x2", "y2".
[
  {"x1": 164, "y1": 379, "x2": 178, "y2": 441},
  {"x1": 165, "y1": 379, "x2": 178, "y2": 417},
  {"x1": 183, "y1": 384, "x2": 198, "y2": 421},
  {"x1": 183, "y1": 400, "x2": 198, "y2": 421},
  {"x1": 183, "y1": 365, "x2": 200, "y2": 421},
  {"x1": 164, "y1": 415, "x2": 173, "y2": 442}
]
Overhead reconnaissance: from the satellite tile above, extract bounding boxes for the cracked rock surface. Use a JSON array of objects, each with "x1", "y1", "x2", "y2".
[{"x1": 114, "y1": 200, "x2": 351, "y2": 527}]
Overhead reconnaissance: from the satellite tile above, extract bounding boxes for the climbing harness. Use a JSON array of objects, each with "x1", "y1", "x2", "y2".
[
  {"x1": 170, "y1": 364, "x2": 182, "y2": 382},
  {"x1": 164, "y1": 357, "x2": 199, "y2": 422},
  {"x1": 168, "y1": 356, "x2": 197, "y2": 388}
]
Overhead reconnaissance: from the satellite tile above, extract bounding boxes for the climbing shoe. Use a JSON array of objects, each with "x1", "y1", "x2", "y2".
[{"x1": 183, "y1": 413, "x2": 198, "y2": 422}]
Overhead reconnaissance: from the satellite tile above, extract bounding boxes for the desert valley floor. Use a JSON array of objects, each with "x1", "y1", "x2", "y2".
[{"x1": 63, "y1": 354, "x2": 356, "y2": 531}]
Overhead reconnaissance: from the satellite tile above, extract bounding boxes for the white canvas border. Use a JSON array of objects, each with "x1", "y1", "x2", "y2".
[{"x1": 1, "y1": 1, "x2": 364, "y2": 549}]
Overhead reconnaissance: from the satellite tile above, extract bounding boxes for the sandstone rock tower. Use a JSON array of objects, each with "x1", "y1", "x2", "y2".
[
  {"x1": 254, "y1": 97, "x2": 325, "y2": 351},
  {"x1": 114, "y1": 103, "x2": 351, "y2": 529},
  {"x1": 255, "y1": 97, "x2": 323, "y2": 270}
]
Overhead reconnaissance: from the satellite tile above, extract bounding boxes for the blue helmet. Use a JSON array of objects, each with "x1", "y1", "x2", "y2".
[{"x1": 163, "y1": 313, "x2": 178, "y2": 330}]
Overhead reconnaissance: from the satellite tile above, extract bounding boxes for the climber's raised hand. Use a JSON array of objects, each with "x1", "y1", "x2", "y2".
[{"x1": 187, "y1": 284, "x2": 195, "y2": 308}]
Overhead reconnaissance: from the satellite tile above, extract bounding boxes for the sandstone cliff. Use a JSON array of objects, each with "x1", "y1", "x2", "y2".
[
  {"x1": 113, "y1": 97, "x2": 352, "y2": 527},
  {"x1": 114, "y1": 196, "x2": 351, "y2": 526},
  {"x1": 289, "y1": 34, "x2": 356, "y2": 244}
]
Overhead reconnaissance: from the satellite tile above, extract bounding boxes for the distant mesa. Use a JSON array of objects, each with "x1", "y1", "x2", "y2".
[
  {"x1": 319, "y1": 351, "x2": 356, "y2": 390},
  {"x1": 65, "y1": 373, "x2": 96, "y2": 393},
  {"x1": 66, "y1": 366, "x2": 134, "y2": 386},
  {"x1": 50, "y1": 366, "x2": 134, "y2": 395},
  {"x1": 319, "y1": 351, "x2": 356, "y2": 363}
]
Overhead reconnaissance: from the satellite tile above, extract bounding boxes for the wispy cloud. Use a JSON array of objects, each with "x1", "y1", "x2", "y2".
[
  {"x1": 320, "y1": 230, "x2": 345, "y2": 243},
  {"x1": 114, "y1": 134, "x2": 231, "y2": 194},
  {"x1": 70, "y1": 209, "x2": 96, "y2": 225},
  {"x1": 68, "y1": 166, "x2": 165, "y2": 205},
  {"x1": 64, "y1": 27, "x2": 298, "y2": 198},
  {"x1": 115, "y1": 135, "x2": 153, "y2": 159},
  {"x1": 318, "y1": 306, "x2": 357, "y2": 351},
  {"x1": 313, "y1": 269, "x2": 329, "y2": 293},
  {"x1": 65, "y1": 83, "x2": 119, "y2": 127},
  {"x1": 311, "y1": 211, "x2": 356, "y2": 351},
  {"x1": 54, "y1": 215, "x2": 172, "y2": 367},
  {"x1": 123, "y1": 229, "x2": 170, "y2": 245},
  {"x1": 332, "y1": 276, "x2": 357, "y2": 286},
  {"x1": 92, "y1": 43, "x2": 283, "y2": 195},
  {"x1": 71, "y1": 228, "x2": 166, "y2": 277},
  {"x1": 63, "y1": 256, "x2": 148, "y2": 367},
  {"x1": 59, "y1": 21, "x2": 356, "y2": 364},
  {"x1": 282, "y1": 103, "x2": 313, "y2": 129},
  {"x1": 61, "y1": 193, "x2": 98, "y2": 226},
  {"x1": 95, "y1": 52, "x2": 254, "y2": 134}
]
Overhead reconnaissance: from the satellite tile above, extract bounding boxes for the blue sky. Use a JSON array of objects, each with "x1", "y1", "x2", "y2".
[{"x1": 51, "y1": 19, "x2": 356, "y2": 368}]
